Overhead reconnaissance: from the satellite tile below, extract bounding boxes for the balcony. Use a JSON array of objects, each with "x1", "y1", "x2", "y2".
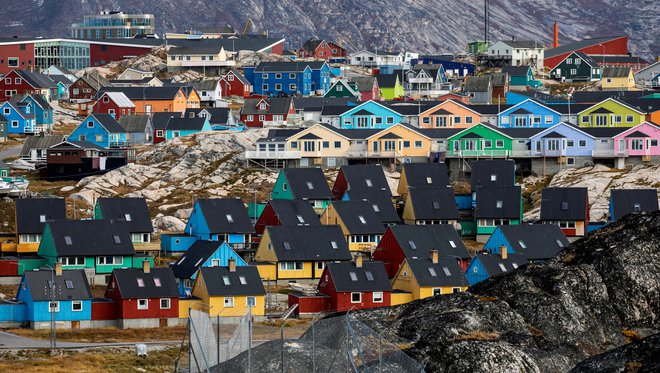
[
  {"x1": 245, "y1": 150, "x2": 301, "y2": 160},
  {"x1": 446, "y1": 149, "x2": 510, "y2": 158},
  {"x1": 180, "y1": 60, "x2": 236, "y2": 68},
  {"x1": 592, "y1": 149, "x2": 618, "y2": 158}
]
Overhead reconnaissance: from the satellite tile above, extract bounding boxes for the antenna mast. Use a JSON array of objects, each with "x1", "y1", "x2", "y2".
[{"x1": 484, "y1": 0, "x2": 490, "y2": 44}]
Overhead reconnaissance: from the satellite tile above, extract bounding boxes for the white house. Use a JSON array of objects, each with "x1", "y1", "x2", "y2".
[
  {"x1": 192, "y1": 79, "x2": 223, "y2": 107},
  {"x1": 349, "y1": 50, "x2": 404, "y2": 67},
  {"x1": 488, "y1": 40, "x2": 544, "y2": 71},
  {"x1": 634, "y1": 61, "x2": 660, "y2": 88},
  {"x1": 116, "y1": 68, "x2": 154, "y2": 81}
]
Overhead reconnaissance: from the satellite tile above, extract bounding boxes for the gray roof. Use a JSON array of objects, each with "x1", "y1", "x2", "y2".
[
  {"x1": 199, "y1": 266, "x2": 266, "y2": 296},
  {"x1": 15, "y1": 70, "x2": 56, "y2": 89},
  {"x1": 226, "y1": 69, "x2": 250, "y2": 85},
  {"x1": 590, "y1": 55, "x2": 649, "y2": 64},
  {"x1": 241, "y1": 98, "x2": 292, "y2": 115},
  {"x1": 97, "y1": 86, "x2": 182, "y2": 100},
  {"x1": 96, "y1": 197, "x2": 154, "y2": 233},
  {"x1": 610, "y1": 189, "x2": 659, "y2": 220},
  {"x1": 255, "y1": 61, "x2": 327, "y2": 72},
  {"x1": 259, "y1": 128, "x2": 302, "y2": 142},
  {"x1": 331, "y1": 201, "x2": 386, "y2": 235},
  {"x1": 23, "y1": 269, "x2": 92, "y2": 302},
  {"x1": 171, "y1": 241, "x2": 226, "y2": 279},
  {"x1": 15, "y1": 198, "x2": 66, "y2": 235},
  {"x1": 407, "y1": 187, "x2": 459, "y2": 221},
  {"x1": 498, "y1": 127, "x2": 544, "y2": 138},
  {"x1": 470, "y1": 160, "x2": 516, "y2": 189},
  {"x1": 498, "y1": 224, "x2": 569, "y2": 260},
  {"x1": 293, "y1": 97, "x2": 357, "y2": 110},
  {"x1": 344, "y1": 190, "x2": 401, "y2": 224},
  {"x1": 20, "y1": 134, "x2": 66, "y2": 157},
  {"x1": 540, "y1": 188, "x2": 589, "y2": 221},
  {"x1": 46, "y1": 220, "x2": 135, "y2": 257},
  {"x1": 281, "y1": 168, "x2": 332, "y2": 200},
  {"x1": 92, "y1": 113, "x2": 126, "y2": 133},
  {"x1": 474, "y1": 186, "x2": 522, "y2": 219},
  {"x1": 376, "y1": 74, "x2": 398, "y2": 88},
  {"x1": 265, "y1": 226, "x2": 352, "y2": 262},
  {"x1": 571, "y1": 51, "x2": 600, "y2": 68},
  {"x1": 118, "y1": 115, "x2": 151, "y2": 133},
  {"x1": 197, "y1": 199, "x2": 255, "y2": 234},
  {"x1": 264, "y1": 200, "x2": 321, "y2": 227},
  {"x1": 602, "y1": 66, "x2": 632, "y2": 78},
  {"x1": 580, "y1": 127, "x2": 628, "y2": 137},
  {"x1": 407, "y1": 257, "x2": 469, "y2": 288},
  {"x1": 326, "y1": 261, "x2": 392, "y2": 292},
  {"x1": 184, "y1": 108, "x2": 230, "y2": 125},
  {"x1": 165, "y1": 117, "x2": 207, "y2": 131},
  {"x1": 78, "y1": 72, "x2": 110, "y2": 90},
  {"x1": 545, "y1": 36, "x2": 627, "y2": 58},
  {"x1": 464, "y1": 76, "x2": 491, "y2": 92},
  {"x1": 384, "y1": 225, "x2": 470, "y2": 260},
  {"x1": 169, "y1": 41, "x2": 225, "y2": 55},
  {"x1": 350, "y1": 76, "x2": 377, "y2": 92},
  {"x1": 473, "y1": 252, "x2": 528, "y2": 277},
  {"x1": 191, "y1": 79, "x2": 220, "y2": 91},
  {"x1": 152, "y1": 112, "x2": 181, "y2": 130},
  {"x1": 402, "y1": 163, "x2": 450, "y2": 190},
  {"x1": 335, "y1": 165, "x2": 391, "y2": 197},
  {"x1": 501, "y1": 66, "x2": 531, "y2": 77},
  {"x1": 112, "y1": 267, "x2": 179, "y2": 299}
]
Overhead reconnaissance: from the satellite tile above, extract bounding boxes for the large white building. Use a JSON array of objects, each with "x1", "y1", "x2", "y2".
[
  {"x1": 487, "y1": 40, "x2": 544, "y2": 71},
  {"x1": 349, "y1": 50, "x2": 404, "y2": 68},
  {"x1": 71, "y1": 11, "x2": 155, "y2": 39}
]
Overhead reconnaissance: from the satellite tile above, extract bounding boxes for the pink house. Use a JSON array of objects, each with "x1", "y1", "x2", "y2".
[{"x1": 613, "y1": 122, "x2": 660, "y2": 158}]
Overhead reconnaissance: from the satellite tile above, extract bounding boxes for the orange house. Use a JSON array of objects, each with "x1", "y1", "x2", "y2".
[
  {"x1": 182, "y1": 87, "x2": 202, "y2": 110},
  {"x1": 418, "y1": 99, "x2": 482, "y2": 129},
  {"x1": 98, "y1": 87, "x2": 190, "y2": 114}
]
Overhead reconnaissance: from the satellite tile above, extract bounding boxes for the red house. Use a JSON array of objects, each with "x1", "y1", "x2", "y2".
[
  {"x1": 349, "y1": 76, "x2": 380, "y2": 101},
  {"x1": 299, "y1": 39, "x2": 333, "y2": 60},
  {"x1": 220, "y1": 70, "x2": 251, "y2": 98},
  {"x1": 240, "y1": 97, "x2": 294, "y2": 127},
  {"x1": 254, "y1": 199, "x2": 321, "y2": 236},
  {"x1": 151, "y1": 112, "x2": 179, "y2": 144},
  {"x1": 92, "y1": 91, "x2": 135, "y2": 120},
  {"x1": 328, "y1": 42, "x2": 348, "y2": 60},
  {"x1": 373, "y1": 225, "x2": 471, "y2": 277},
  {"x1": 70, "y1": 72, "x2": 110, "y2": 101},
  {"x1": 104, "y1": 264, "x2": 180, "y2": 329},
  {"x1": 544, "y1": 35, "x2": 629, "y2": 69},
  {"x1": 0, "y1": 70, "x2": 56, "y2": 102}
]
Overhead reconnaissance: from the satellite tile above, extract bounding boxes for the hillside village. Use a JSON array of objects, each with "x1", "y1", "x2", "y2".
[{"x1": 0, "y1": 8, "x2": 659, "y2": 372}]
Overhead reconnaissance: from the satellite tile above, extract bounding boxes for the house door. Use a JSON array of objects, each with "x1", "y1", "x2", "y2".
[
  {"x1": 435, "y1": 116, "x2": 447, "y2": 127},
  {"x1": 384, "y1": 141, "x2": 396, "y2": 151},
  {"x1": 618, "y1": 139, "x2": 626, "y2": 153},
  {"x1": 304, "y1": 141, "x2": 315, "y2": 152},
  {"x1": 595, "y1": 115, "x2": 607, "y2": 126},
  {"x1": 72, "y1": 320, "x2": 80, "y2": 329},
  {"x1": 372, "y1": 142, "x2": 379, "y2": 153}
]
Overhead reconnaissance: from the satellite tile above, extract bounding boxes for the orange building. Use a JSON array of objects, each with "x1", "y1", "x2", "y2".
[
  {"x1": 97, "y1": 87, "x2": 191, "y2": 114},
  {"x1": 418, "y1": 99, "x2": 482, "y2": 129}
]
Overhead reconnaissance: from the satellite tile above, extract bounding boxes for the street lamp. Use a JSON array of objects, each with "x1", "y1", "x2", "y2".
[{"x1": 44, "y1": 264, "x2": 57, "y2": 354}]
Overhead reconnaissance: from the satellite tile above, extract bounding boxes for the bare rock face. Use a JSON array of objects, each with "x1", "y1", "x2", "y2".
[
  {"x1": 570, "y1": 333, "x2": 660, "y2": 373},
  {"x1": 152, "y1": 215, "x2": 186, "y2": 232}
]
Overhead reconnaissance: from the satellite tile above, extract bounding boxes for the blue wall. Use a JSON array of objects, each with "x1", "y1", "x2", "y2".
[
  {"x1": 339, "y1": 101, "x2": 403, "y2": 129},
  {"x1": 529, "y1": 123, "x2": 595, "y2": 157},
  {"x1": 498, "y1": 100, "x2": 562, "y2": 128},
  {"x1": 248, "y1": 64, "x2": 331, "y2": 96},
  {"x1": 178, "y1": 242, "x2": 248, "y2": 296},
  {"x1": 482, "y1": 227, "x2": 512, "y2": 255},
  {"x1": 0, "y1": 302, "x2": 27, "y2": 323},
  {"x1": 161, "y1": 234, "x2": 198, "y2": 253},
  {"x1": 16, "y1": 281, "x2": 91, "y2": 322},
  {"x1": 465, "y1": 257, "x2": 490, "y2": 285},
  {"x1": 69, "y1": 114, "x2": 127, "y2": 148},
  {"x1": 0, "y1": 102, "x2": 35, "y2": 134},
  {"x1": 22, "y1": 96, "x2": 53, "y2": 127}
]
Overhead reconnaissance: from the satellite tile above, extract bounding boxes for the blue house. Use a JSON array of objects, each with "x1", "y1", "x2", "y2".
[
  {"x1": 0, "y1": 101, "x2": 36, "y2": 134},
  {"x1": 505, "y1": 91, "x2": 569, "y2": 106},
  {"x1": 410, "y1": 57, "x2": 475, "y2": 78},
  {"x1": 20, "y1": 94, "x2": 54, "y2": 129},
  {"x1": 165, "y1": 117, "x2": 212, "y2": 140},
  {"x1": 483, "y1": 224, "x2": 569, "y2": 262},
  {"x1": 69, "y1": 113, "x2": 128, "y2": 148},
  {"x1": 16, "y1": 267, "x2": 92, "y2": 328},
  {"x1": 498, "y1": 99, "x2": 562, "y2": 128},
  {"x1": 339, "y1": 100, "x2": 404, "y2": 129},
  {"x1": 465, "y1": 252, "x2": 528, "y2": 285},
  {"x1": 609, "y1": 189, "x2": 659, "y2": 223},
  {"x1": 529, "y1": 123, "x2": 596, "y2": 159},
  {"x1": 185, "y1": 198, "x2": 255, "y2": 250},
  {"x1": 501, "y1": 66, "x2": 542, "y2": 89},
  {"x1": 170, "y1": 241, "x2": 247, "y2": 296},
  {"x1": 245, "y1": 61, "x2": 332, "y2": 96}
]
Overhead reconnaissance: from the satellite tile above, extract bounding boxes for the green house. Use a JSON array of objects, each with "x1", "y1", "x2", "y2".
[
  {"x1": 578, "y1": 98, "x2": 646, "y2": 127},
  {"x1": 474, "y1": 186, "x2": 523, "y2": 242},
  {"x1": 551, "y1": 51, "x2": 601, "y2": 82},
  {"x1": 501, "y1": 66, "x2": 542, "y2": 89},
  {"x1": 37, "y1": 220, "x2": 151, "y2": 275},
  {"x1": 323, "y1": 79, "x2": 360, "y2": 99},
  {"x1": 447, "y1": 123, "x2": 513, "y2": 157},
  {"x1": 270, "y1": 168, "x2": 332, "y2": 211},
  {"x1": 377, "y1": 74, "x2": 404, "y2": 101}
]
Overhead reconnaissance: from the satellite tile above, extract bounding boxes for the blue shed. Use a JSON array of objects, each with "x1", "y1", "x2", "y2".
[
  {"x1": 161, "y1": 234, "x2": 198, "y2": 254},
  {"x1": 0, "y1": 101, "x2": 36, "y2": 134}
]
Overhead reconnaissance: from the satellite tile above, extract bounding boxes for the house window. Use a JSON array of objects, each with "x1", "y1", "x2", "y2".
[
  {"x1": 626, "y1": 115, "x2": 634, "y2": 123},
  {"x1": 247, "y1": 297, "x2": 256, "y2": 307},
  {"x1": 289, "y1": 73, "x2": 296, "y2": 79},
  {"x1": 466, "y1": 117, "x2": 473, "y2": 124},
  {"x1": 262, "y1": 84, "x2": 268, "y2": 91},
  {"x1": 351, "y1": 292, "x2": 362, "y2": 303},
  {"x1": 137, "y1": 299, "x2": 148, "y2": 310},
  {"x1": 495, "y1": 140, "x2": 504, "y2": 148},
  {"x1": 275, "y1": 84, "x2": 282, "y2": 91},
  {"x1": 156, "y1": 130, "x2": 164, "y2": 137},
  {"x1": 386, "y1": 117, "x2": 395, "y2": 124},
  {"x1": 259, "y1": 115, "x2": 265, "y2": 122},
  {"x1": 224, "y1": 297, "x2": 235, "y2": 307},
  {"x1": 316, "y1": 262, "x2": 324, "y2": 270},
  {"x1": 334, "y1": 141, "x2": 341, "y2": 148},
  {"x1": 97, "y1": 256, "x2": 123, "y2": 265},
  {"x1": 279, "y1": 262, "x2": 303, "y2": 270},
  {"x1": 566, "y1": 157, "x2": 575, "y2": 165},
  {"x1": 484, "y1": 140, "x2": 492, "y2": 148},
  {"x1": 246, "y1": 115, "x2": 254, "y2": 122},
  {"x1": 566, "y1": 58, "x2": 573, "y2": 64},
  {"x1": 49, "y1": 301, "x2": 59, "y2": 313},
  {"x1": 72, "y1": 301, "x2": 83, "y2": 312},
  {"x1": 87, "y1": 121, "x2": 94, "y2": 128},
  {"x1": 160, "y1": 298, "x2": 171, "y2": 309},
  {"x1": 290, "y1": 84, "x2": 297, "y2": 91},
  {"x1": 373, "y1": 292, "x2": 383, "y2": 303}
]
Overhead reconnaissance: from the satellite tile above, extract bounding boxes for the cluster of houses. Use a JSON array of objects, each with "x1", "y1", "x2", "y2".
[{"x1": 1, "y1": 162, "x2": 657, "y2": 327}]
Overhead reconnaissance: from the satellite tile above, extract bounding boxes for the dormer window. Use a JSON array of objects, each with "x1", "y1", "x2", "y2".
[
  {"x1": 296, "y1": 215, "x2": 305, "y2": 223},
  {"x1": 372, "y1": 204, "x2": 380, "y2": 212},
  {"x1": 39, "y1": 215, "x2": 46, "y2": 223},
  {"x1": 496, "y1": 200, "x2": 503, "y2": 209},
  {"x1": 365, "y1": 179, "x2": 373, "y2": 187},
  {"x1": 306, "y1": 182, "x2": 314, "y2": 190},
  {"x1": 259, "y1": 103, "x2": 266, "y2": 110},
  {"x1": 518, "y1": 240, "x2": 527, "y2": 249}
]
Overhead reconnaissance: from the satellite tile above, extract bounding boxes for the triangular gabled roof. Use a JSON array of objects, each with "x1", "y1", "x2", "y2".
[
  {"x1": 577, "y1": 97, "x2": 646, "y2": 116},
  {"x1": 366, "y1": 123, "x2": 431, "y2": 140},
  {"x1": 531, "y1": 122, "x2": 595, "y2": 140},
  {"x1": 342, "y1": 100, "x2": 403, "y2": 117},
  {"x1": 449, "y1": 122, "x2": 512, "y2": 140},
  {"x1": 614, "y1": 122, "x2": 660, "y2": 138},
  {"x1": 326, "y1": 79, "x2": 360, "y2": 98},
  {"x1": 499, "y1": 99, "x2": 562, "y2": 117},
  {"x1": 419, "y1": 99, "x2": 481, "y2": 117},
  {"x1": 287, "y1": 123, "x2": 351, "y2": 141}
]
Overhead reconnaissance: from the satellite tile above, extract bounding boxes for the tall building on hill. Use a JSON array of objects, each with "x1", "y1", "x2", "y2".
[{"x1": 71, "y1": 11, "x2": 155, "y2": 39}]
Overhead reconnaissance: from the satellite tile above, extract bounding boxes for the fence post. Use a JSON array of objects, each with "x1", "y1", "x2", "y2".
[
  {"x1": 379, "y1": 333, "x2": 383, "y2": 372},
  {"x1": 312, "y1": 318, "x2": 316, "y2": 373},
  {"x1": 216, "y1": 314, "x2": 220, "y2": 366},
  {"x1": 248, "y1": 305, "x2": 252, "y2": 373},
  {"x1": 280, "y1": 322, "x2": 285, "y2": 373}
]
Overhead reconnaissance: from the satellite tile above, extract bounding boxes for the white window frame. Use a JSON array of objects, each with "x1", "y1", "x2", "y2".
[
  {"x1": 372, "y1": 292, "x2": 383, "y2": 303},
  {"x1": 160, "y1": 298, "x2": 171, "y2": 309},
  {"x1": 350, "y1": 292, "x2": 362, "y2": 304},
  {"x1": 137, "y1": 299, "x2": 148, "y2": 310},
  {"x1": 246, "y1": 296, "x2": 256, "y2": 307},
  {"x1": 71, "y1": 300, "x2": 83, "y2": 312},
  {"x1": 49, "y1": 301, "x2": 60, "y2": 313},
  {"x1": 224, "y1": 297, "x2": 235, "y2": 308}
]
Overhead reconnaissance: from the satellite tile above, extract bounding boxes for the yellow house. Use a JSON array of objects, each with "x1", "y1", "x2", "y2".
[
  {"x1": 191, "y1": 262, "x2": 266, "y2": 318},
  {"x1": 286, "y1": 124, "x2": 352, "y2": 166},
  {"x1": 396, "y1": 163, "x2": 451, "y2": 200},
  {"x1": 418, "y1": 99, "x2": 482, "y2": 128},
  {"x1": 366, "y1": 123, "x2": 432, "y2": 160},
  {"x1": 402, "y1": 187, "x2": 459, "y2": 225},
  {"x1": 13, "y1": 198, "x2": 67, "y2": 254},
  {"x1": 320, "y1": 201, "x2": 385, "y2": 254},
  {"x1": 253, "y1": 225, "x2": 353, "y2": 281},
  {"x1": 391, "y1": 251, "x2": 469, "y2": 301},
  {"x1": 601, "y1": 67, "x2": 636, "y2": 91}
]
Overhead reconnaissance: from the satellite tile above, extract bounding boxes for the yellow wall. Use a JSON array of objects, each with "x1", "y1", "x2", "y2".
[
  {"x1": 402, "y1": 193, "x2": 416, "y2": 224},
  {"x1": 391, "y1": 292, "x2": 413, "y2": 306},
  {"x1": 602, "y1": 71, "x2": 635, "y2": 90},
  {"x1": 575, "y1": 221, "x2": 586, "y2": 237},
  {"x1": 255, "y1": 263, "x2": 277, "y2": 280},
  {"x1": 277, "y1": 262, "x2": 314, "y2": 280},
  {"x1": 287, "y1": 125, "x2": 351, "y2": 157},
  {"x1": 167, "y1": 49, "x2": 230, "y2": 69},
  {"x1": 191, "y1": 272, "x2": 265, "y2": 317},
  {"x1": 367, "y1": 124, "x2": 431, "y2": 158},
  {"x1": 132, "y1": 89, "x2": 188, "y2": 113},
  {"x1": 1, "y1": 242, "x2": 17, "y2": 253},
  {"x1": 392, "y1": 260, "x2": 467, "y2": 301},
  {"x1": 178, "y1": 298, "x2": 204, "y2": 319},
  {"x1": 254, "y1": 228, "x2": 324, "y2": 280},
  {"x1": 397, "y1": 170, "x2": 410, "y2": 199},
  {"x1": 17, "y1": 243, "x2": 39, "y2": 253}
]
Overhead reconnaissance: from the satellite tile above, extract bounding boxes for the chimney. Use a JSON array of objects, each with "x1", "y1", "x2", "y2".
[
  {"x1": 228, "y1": 258, "x2": 236, "y2": 272},
  {"x1": 430, "y1": 250, "x2": 439, "y2": 264},
  {"x1": 553, "y1": 22, "x2": 559, "y2": 48},
  {"x1": 500, "y1": 245, "x2": 507, "y2": 260},
  {"x1": 142, "y1": 259, "x2": 150, "y2": 273},
  {"x1": 54, "y1": 262, "x2": 62, "y2": 276},
  {"x1": 355, "y1": 255, "x2": 363, "y2": 268}
]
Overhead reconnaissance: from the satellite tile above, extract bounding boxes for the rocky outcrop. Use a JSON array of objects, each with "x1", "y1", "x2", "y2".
[{"x1": 570, "y1": 333, "x2": 660, "y2": 372}]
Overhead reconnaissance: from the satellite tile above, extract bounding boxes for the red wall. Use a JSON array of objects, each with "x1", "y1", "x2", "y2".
[
  {"x1": 0, "y1": 259, "x2": 18, "y2": 276},
  {"x1": 269, "y1": 41, "x2": 284, "y2": 55},
  {"x1": 0, "y1": 43, "x2": 35, "y2": 75},
  {"x1": 254, "y1": 203, "x2": 280, "y2": 235},
  {"x1": 89, "y1": 44, "x2": 153, "y2": 67},
  {"x1": 241, "y1": 113, "x2": 272, "y2": 128},
  {"x1": 544, "y1": 36, "x2": 629, "y2": 68},
  {"x1": 331, "y1": 171, "x2": 348, "y2": 200},
  {"x1": 92, "y1": 97, "x2": 133, "y2": 120},
  {"x1": 288, "y1": 293, "x2": 330, "y2": 315},
  {"x1": 221, "y1": 73, "x2": 251, "y2": 98},
  {"x1": 317, "y1": 268, "x2": 391, "y2": 312},
  {"x1": 69, "y1": 79, "x2": 98, "y2": 101},
  {"x1": 91, "y1": 300, "x2": 117, "y2": 320},
  {"x1": 372, "y1": 229, "x2": 406, "y2": 278},
  {"x1": 118, "y1": 298, "x2": 179, "y2": 319},
  {"x1": 153, "y1": 129, "x2": 166, "y2": 144},
  {"x1": 0, "y1": 70, "x2": 41, "y2": 101}
]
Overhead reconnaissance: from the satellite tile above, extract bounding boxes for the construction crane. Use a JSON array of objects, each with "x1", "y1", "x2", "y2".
[{"x1": 242, "y1": 18, "x2": 252, "y2": 36}]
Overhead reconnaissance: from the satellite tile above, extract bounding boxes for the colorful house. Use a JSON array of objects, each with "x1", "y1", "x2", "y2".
[
  {"x1": 391, "y1": 250, "x2": 469, "y2": 300},
  {"x1": 92, "y1": 91, "x2": 135, "y2": 120},
  {"x1": 16, "y1": 266, "x2": 93, "y2": 329},
  {"x1": 402, "y1": 187, "x2": 458, "y2": 225},
  {"x1": 14, "y1": 198, "x2": 66, "y2": 254},
  {"x1": 164, "y1": 117, "x2": 212, "y2": 140},
  {"x1": 529, "y1": 123, "x2": 596, "y2": 170},
  {"x1": 70, "y1": 72, "x2": 110, "y2": 101},
  {"x1": 365, "y1": 123, "x2": 432, "y2": 161},
  {"x1": 69, "y1": 113, "x2": 128, "y2": 148},
  {"x1": 321, "y1": 201, "x2": 385, "y2": 253},
  {"x1": 501, "y1": 66, "x2": 542, "y2": 89},
  {"x1": 104, "y1": 265, "x2": 180, "y2": 328},
  {"x1": 282, "y1": 124, "x2": 352, "y2": 167},
  {"x1": 373, "y1": 224, "x2": 470, "y2": 277},
  {"x1": 97, "y1": 87, "x2": 189, "y2": 114},
  {"x1": 254, "y1": 199, "x2": 321, "y2": 236},
  {"x1": 270, "y1": 168, "x2": 332, "y2": 211},
  {"x1": 240, "y1": 97, "x2": 295, "y2": 128},
  {"x1": 0, "y1": 69, "x2": 56, "y2": 102},
  {"x1": 377, "y1": 74, "x2": 404, "y2": 101},
  {"x1": 191, "y1": 263, "x2": 266, "y2": 318},
  {"x1": 152, "y1": 112, "x2": 179, "y2": 144},
  {"x1": 465, "y1": 250, "x2": 528, "y2": 285},
  {"x1": 253, "y1": 225, "x2": 352, "y2": 281},
  {"x1": 539, "y1": 187, "x2": 589, "y2": 239},
  {"x1": 418, "y1": 100, "x2": 481, "y2": 129},
  {"x1": 447, "y1": 123, "x2": 512, "y2": 158},
  {"x1": 397, "y1": 163, "x2": 450, "y2": 200},
  {"x1": 19, "y1": 94, "x2": 54, "y2": 129},
  {"x1": 171, "y1": 241, "x2": 247, "y2": 297},
  {"x1": 331, "y1": 164, "x2": 391, "y2": 200},
  {"x1": 474, "y1": 186, "x2": 522, "y2": 241},
  {"x1": 483, "y1": 224, "x2": 569, "y2": 262},
  {"x1": 117, "y1": 115, "x2": 154, "y2": 145},
  {"x1": 342, "y1": 190, "x2": 401, "y2": 225},
  {"x1": 551, "y1": 52, "x2": 601, "y2": 82},
  {"x1": 323, "y1": 79, "x2": 361, "y2": 99},
  {"x1": 299, "y1": 39, "x2": 333, "y2": 60},
  {"x1": 94, "y1": 197, "x2": 154, "y2": 244},
  {"x1": 0, "y1": 101, "x2": 37, "y2": 134},
  {"x1": 245, "y1": 61, "x2": 331, "y2": 96},
  {"x1": 220, "y1": 69, "x2": 252, "y2": 98},
  {"x1": 185, "y1": 198, "x2": 255, "y2": 250},
  {"x1": 601, "y1": 67, "x2": 635, "y2": 91},
  {"x1": 613, "y1": 122, "x2": 660, "y2": 161},
  {"x1": 349, "y1": 76, "x2": 380, "y2": 101},
  {"x1": 608, "y1": 189, "x2": 659, "y2": 222},
  {"x1": 337, "y1": 100, "x2": 403, "y2": 129},
  {"x1": 578, "y1": 98, "x2": 646, "y2": 127},
  {"x1": 497, "y1": 99, "x2": 562, "y2": 128}
]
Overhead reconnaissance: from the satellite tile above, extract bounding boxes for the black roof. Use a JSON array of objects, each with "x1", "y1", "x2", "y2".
[
  {"x1": 331, "y1": 201, "x2": 386, "y2": 234},
  {"x1": 281, "y1": 168, "x2": 332, "y2": 200},
  {"x1": 407, "y1": 257, "x2": 469, "y2": 288},
  {"x1": 96, "y1": 197, "x2": 154, "y2": 233},
  {"x1": 152, "y1": 112, "x2": 181, "y2": 130},
  {"x1": 293, "y1": 97, "x2": 358, "y2": 110},
  {"x1": 266, "y1": 200, "x2": 321, "y2": 227},
  {"x1": 580, "y1": 127, "x2": 628, "y2": 137},
  {"x1": 97, "y1": 86, "x2": 183, "y2": 100},
  {"x1": 498, "y1": 224, "x2": 569, "y2": 260},
  {"x1": 344, "y1": 190, "x2": 400, "y2": 224},
  {"x1": 407, "y1": 187, "x2": 459, "y2": 221},
  {"x1": 46, "y1": 220, "x2": 135, "y2": 257},
  {"x1": 241, "y1": 97, "x2": 292, "y2": 115},
  {"x1": 92, "y1": 113, "x2": 126, "y2": 133},
  {"x1": 570, "y1": 90, "x2": 651, "y2": 104},
  {"x1": 15, "y1": 198, "x2": 66, "y2": 235},
  {"x1": 474, "y1": 186, "x2": 522, "y2": 219},
  {"x1": 171, "y1": 240, "x2": 225, "y2": 279},
  {"x1": 265, "y1": 226, "x2": 352, "y2": 262},
  {"x1": 255, "y1": 61, "x2": 327, "y2": 72},
  {"x1": 385, "y1": 225, "x2": 470, "y2": 260},
  {"x1": 184, "y1": 108, "x2": 230, "y2": 124},
  {"x1": 23, "y1": 269, "x2": 92, "y2": 302},
  {"x1": 336, "y1": 165, "x2": 391, "y2": 195},
  {"x1": 498, "y1": 128, "x2": 544, "y2": 138},
  {"x1": 467, "y1": 104, "x2": 510, "y2": 115},
  {"x1": 376, "y1": 74, "x2": 399, "y2": 88},
  {"x1": 112, "y1": 267, "x2": 179, "y2": 299},
  {"x1": 165, "y1": 117, "x2": 208, "y2": 131},
  {"x1": 258, "y1": 128, "x2": 302, "y2": 142},
  {"x1": 501, "y1": 66, "x2": 531, "y2": 77},
  {"x1": 196, "y1": 199, "x2": 255, "y2": 234},
  {"x1": 326, "y1": 261, "x2": 392, "y2": 292},
  {"x1": 624, "y1": 130, "x2": 649, "y2": 138},
  {"x1": 470, "y1": 160, "x2": 516, "y2": 189},
  {"x1": 474, "y1": 252, "x2": 528, "y2": 277},
  {"x1": 118, "y1": 115, "x2": 151, "y2": 133},
  {"x1": 417, "y1": 128, "x2": 464, "y2": 139},
  {"x1": 540, "y1": 188, "x2": 589, "y2": 221},
  {"x1": 402, "y1": 163, "x2": 450, "y2": 190},
  {"x1": 541, "y1": 131, "x2": 566, "y2": 139},
  {"x1": 610, "y1": 189, "x2": 659, "y2": 219},
  {"x1": 199, "y1": 266, "x2": 266, "y2": 296}
]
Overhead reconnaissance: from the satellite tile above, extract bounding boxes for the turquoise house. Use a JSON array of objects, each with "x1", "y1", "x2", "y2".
[
  {"x1": 501, "y1": 66, "x2": 542, "y2": 89},
  {"x1": 0, "y1": 101, "x2": 36, "y2": 134},
  {"x1": 20, "y1": 94, "x2": 54, "y2": 129},
  {"x1": 69, "y1": 113, "x2": 128, "y2": 148},
  {"x1": 498, "y1": 99, "x2": 562, "y2": 128},
  {"x1": 339, "y1": 100, "x2": 403, "y2": 129},
  {"x1": 465, "y1": 252, "x2": 528, "y2": 285},
  {"x1": 170, "y1": 241, "x2": 247, "y2": 296},
  {"x1": 270, "y1": 168, "x2": 333, "y2": 210},
  {"x1": 165, "y1": 117, "x2": 212, "y2": 140}
]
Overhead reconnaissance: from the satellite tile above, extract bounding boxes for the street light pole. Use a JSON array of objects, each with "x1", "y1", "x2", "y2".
[{"x1": 45, "y1": 264, "x2": 57, "y2": 354}]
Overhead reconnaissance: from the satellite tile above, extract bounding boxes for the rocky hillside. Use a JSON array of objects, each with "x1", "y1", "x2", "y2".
[
  {"x1": 2, "y1": 1, "x2": 658, "y2": 59},
  {"x1": 570, "y1": 333, "x2": 660, "y2": 372}
]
